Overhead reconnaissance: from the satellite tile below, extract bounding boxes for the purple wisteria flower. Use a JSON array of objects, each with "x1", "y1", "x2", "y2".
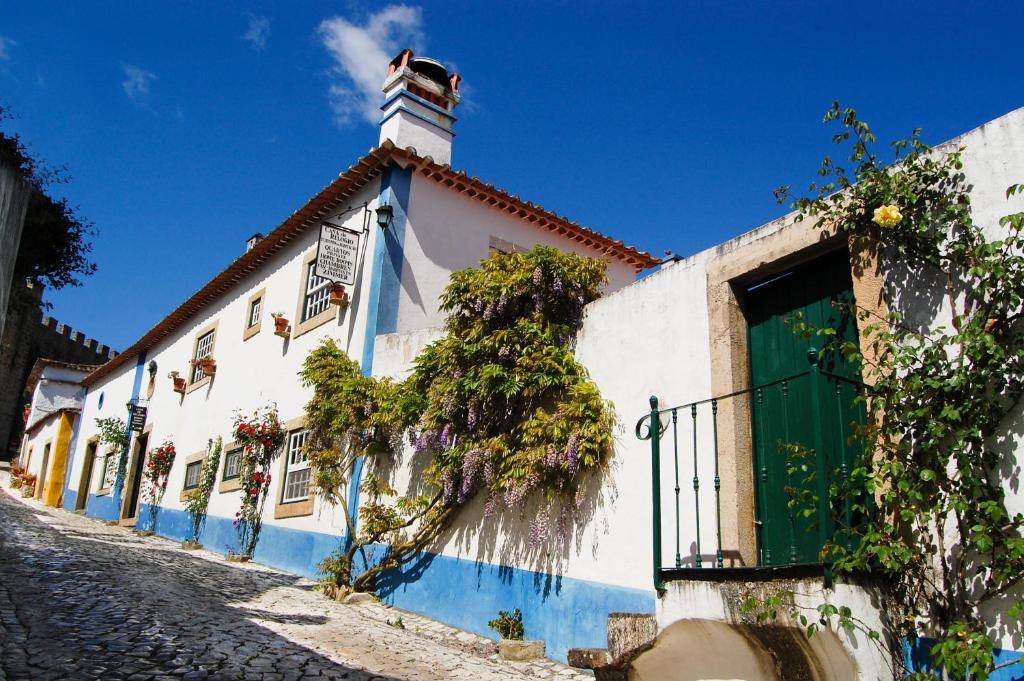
[
  {"x1": 439, "y1": 423, "x2": 453, "y2": 449},
  {"x1": 528, "y1": 503, "x2": 551, "y2": 548},
  {"x1": 566, "y1": 433, "x2": 581, "y2": 475},
  {"x1": 467, "y1": 403, "x2": 478, "y2": 430},
  {"x1": 532, "y1": 267, "x2": 543, "y2": 286},
  {"x1": 474, "y1": 298, "x2": 485, "y2": 313},
  {"x1": 460, "y1": 448, "x2": 483, "y2": 501},
  {"x1": 552, "y1": 277, "x2": 563, "y2": 296}
]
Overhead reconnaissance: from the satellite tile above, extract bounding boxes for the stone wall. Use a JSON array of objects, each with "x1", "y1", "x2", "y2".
[
  {"x1": 0, "y1": 161, "x2": 31, "y2": 340},
  {"x1": 0, "y1": 281, "x2": 116, "y2": 458}
]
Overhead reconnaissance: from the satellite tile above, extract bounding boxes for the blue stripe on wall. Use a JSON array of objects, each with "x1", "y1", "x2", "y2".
[
  {"x1": 62, "y1": 387, "x2": 88, "y2": 512},
  {"x1": 126, "y1": 504, "x2": 653, "y2": 664},
  {"x1": 905, "y1": 637, "x2": 1024, "y2": 680}
]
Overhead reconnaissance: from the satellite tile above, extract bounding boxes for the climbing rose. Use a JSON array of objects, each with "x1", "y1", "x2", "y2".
[{"x1": 872, "y1": 204, "x2": 902, "y2": 228}]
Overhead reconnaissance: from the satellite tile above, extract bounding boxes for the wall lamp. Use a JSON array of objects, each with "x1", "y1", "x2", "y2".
[{"x1": 376, "y1": 203, "x2": 394, "y2": 230}]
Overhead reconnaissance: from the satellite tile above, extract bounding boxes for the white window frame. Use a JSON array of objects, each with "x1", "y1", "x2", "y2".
[
  {"x1": 247, "y1": 296, "x2": 262, "y2": 329},
  {"x1": 301, "y1": 263, "x2": 331, "y2": 322},
  {"x1": 281, "y1": 429, "x2": 311, "y2": 503},
  {"x1": 183, "y1": 461, "x2": 202, "y2": 490},
  {"x1": 223, "y1": 448, "x2": 241, "y2": 481},
  {"x1": 190, "y1": 330, "x2": 215, "y2": 384}
]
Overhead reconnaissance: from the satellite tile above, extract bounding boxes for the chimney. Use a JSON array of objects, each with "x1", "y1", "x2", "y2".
[
  {"x1": 379, "y1": 48, "x2": 461, "y2": 165},
  {"x1": 246, "y1": 233, "x2": 264, "y2": 253}
]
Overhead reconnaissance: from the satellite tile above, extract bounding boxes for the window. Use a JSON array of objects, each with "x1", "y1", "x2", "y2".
[
  {"x1": 281, "y1": 429, "x2": 310, "y2": 503},
  {"x1": 183, "y1": 461, "x2": 202, "y2": 490},
  {"x1": 223, "y1": 448, "x2": 241, "y2": 481},
  {"x1": 247, "y1": 296, "x2": 262, "y2": 328},
  {"x1": 191, "y1": 330, "x2": 215, "y2": 383},
  {"x1": 301, "y1": 263, "x2": 331, "y2": 322},
  {"x1": 101, "y1": 451, "x2": 116, "y2": 489}
]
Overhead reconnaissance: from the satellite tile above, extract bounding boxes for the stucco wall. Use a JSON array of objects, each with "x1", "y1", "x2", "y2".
[{"x1": 395, "y1": 172, "x2": 638, "y2": 333}]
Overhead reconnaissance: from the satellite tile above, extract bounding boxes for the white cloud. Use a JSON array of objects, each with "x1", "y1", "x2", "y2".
[
  {"x1": 0, "y1": 36, "x2": 16, "y2": 60},
  {"x1": 319, "y1": 5, "x2": 425, "y2": 126},
  {"x1": 121, "y1": 64, "x2": 156, "y2": 101},
  {"x1": 242, "y1": 13, "x2": 270, "y2": 51}
]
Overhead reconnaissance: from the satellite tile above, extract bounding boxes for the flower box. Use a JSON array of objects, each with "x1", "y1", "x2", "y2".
[
  {"x1": 169, "y1": 372, "x2": 187, "y2": 394},
  {"x1": 200, "y1": 357, "x2": 216, "y2": 377},
  {"x1": 329, "y1": 283, "x2": 349, "y2": 307},
  {"x1": 273, "y1": 315, "x2": 290, "y2": 338}
]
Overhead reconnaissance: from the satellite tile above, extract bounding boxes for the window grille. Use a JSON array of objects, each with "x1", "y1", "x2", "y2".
[
  {"x1": 281, "y1": 429, "x2": 310, "y2": 503},
  {"x1": 101, "y1": 452, "x2": 116, "y2": 488},
  {"x1": 302, "y1": 264, "x2": 331, "y2": 322},
  {"x1": 183, "y1": 461, "x2": 202, "y2": 490},
  {"x1": 223, "y1": 448, "x2": 241, "y2": 480},
  {"x1": 248, "y1": 297, "x2": 262, "y2": 328},
  {"x1": 191, "y1": 330, "x2": 215, "y2": 383}
]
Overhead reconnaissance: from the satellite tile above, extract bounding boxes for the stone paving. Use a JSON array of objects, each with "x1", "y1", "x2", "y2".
[{"x1": 0, "y1": 485, "x2": 592, "y2": 681}]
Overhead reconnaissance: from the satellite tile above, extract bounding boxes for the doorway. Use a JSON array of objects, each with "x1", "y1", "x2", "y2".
[
  {"x1": 35, "y1": 443, "x2": 51, "y2": 500},
  {"x1": 122, "y1": 431, "x2": 149, "y2": 522},
  {"x1": 746, "y1": 250, "x2": 866, "y2": 566},
  {"x1": 75, "y1": 441, "x2": 98, "y2": 511}
]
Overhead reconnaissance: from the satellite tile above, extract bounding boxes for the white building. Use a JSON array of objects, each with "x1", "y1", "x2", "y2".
[
  {"x1": 56, "y1": 47, "x2": 1024, "y2": 678},
  {"x1": 17, "y1": 359, "x2": 95, "y2": 507}
]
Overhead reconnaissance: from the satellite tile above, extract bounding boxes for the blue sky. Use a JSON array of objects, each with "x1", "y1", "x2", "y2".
[{"x1": 1, "y1": 1, "x2": 1021, "y2": 350}]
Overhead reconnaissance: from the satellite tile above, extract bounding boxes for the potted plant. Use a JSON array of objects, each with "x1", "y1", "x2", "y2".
[
  {"x1": 200, "y1": 357, "x2": 216, "y2": 376},
  {"x1": 168, "y1": 371, "x2": 186, "y2": 393},
  {"x1": 271, "y1": 312, "x2": 290, "y2": 337},
  {"x1": 329, "y1": 283, "x2": 349, "y2": 308},
  {"x1": 489, "y1": 608, "x2": 545, "y2": 661}
]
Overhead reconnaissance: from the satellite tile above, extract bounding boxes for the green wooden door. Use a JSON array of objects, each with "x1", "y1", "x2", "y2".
[{"x1": 746, "y1": 250, "x2": 865, "y2": 566}]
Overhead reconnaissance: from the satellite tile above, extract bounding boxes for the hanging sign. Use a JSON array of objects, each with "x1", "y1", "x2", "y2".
[
  {"x1": 128, "y1": 404, "x2": 148, "y2": 432},
  {"x1": 315, "y1": 220, "x2": 362, "y2": 287}
]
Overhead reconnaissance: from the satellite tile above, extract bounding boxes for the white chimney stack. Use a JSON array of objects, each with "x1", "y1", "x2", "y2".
[{"x1": 378, "y1": 49, "x2": 461, "y2": 165}]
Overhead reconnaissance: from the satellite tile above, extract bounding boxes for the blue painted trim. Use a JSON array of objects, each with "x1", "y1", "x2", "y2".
[
  {"x1": 85, "y1": 492, "x2": 120, "y2": 522},
  {"x1": 905, "y1": 637, "x2": 1024, "y2": 680},
  {"x1": 62, "y1": 386, "x2": 88, "y2": 512},
  {"x1": 112, "y1": 351, "x2": 147, "y2": 507},
  {"x1": 380, "y1": 89, "x2": 456, "y2": 122},
  {"x1": 374, "y1": 166, "x2": 411, "y2": 337},
  {"x1": 379, "y1": 105, "x2": 456, "y2": 139},
  {"x1": 127, "y1": 503, "x2": 653, "y2": 663}
]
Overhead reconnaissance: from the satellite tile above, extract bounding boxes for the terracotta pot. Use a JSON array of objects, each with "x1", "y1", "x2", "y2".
[
  {"x1": 329, "y1": 283, "x2": 349, "y2": 307},
  {"x1": 172, "y1": 377, "x2": 186, "y2": 393},
  {"x1": 200, "y1": 358, "x2": 216, "y2": 376},
  {"x1": 274, "y1": 317, "x2": 289, "y2": 333}
]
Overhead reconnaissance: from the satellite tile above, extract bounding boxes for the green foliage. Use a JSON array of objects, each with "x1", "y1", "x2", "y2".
[
  {"x1": 184, "y1": 437, "x2": 222, "y2": 543},
  {"x1": 94, "y1": 417, "x2": 129, "y2": 452},
  {"x1": 303, "y1": 246, "x2": 616, "y2": 591},
  {"x1": 771, "y1": 103, "x2": 1024, "y2": 679},
  {"x1": 1, "y1": 103, "x2": 97, "y2": 291},
  {"x1": 488, "y1": 608, "x2": 524, "y2": 640},
  {"x1": 232, "y1": 407, "x2": 286, "y2": 556},
  {"x1": 95, "y1": 416, "x2": 130, "y2": 491}
]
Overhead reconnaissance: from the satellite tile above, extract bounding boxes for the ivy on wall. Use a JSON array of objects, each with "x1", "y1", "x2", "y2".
[
  {"x1": 302, "y1": 245, "x2": 616, "y2": 592},
  {"x1": 752, "y1": 103, "x2": 1024, "y2": 680}
]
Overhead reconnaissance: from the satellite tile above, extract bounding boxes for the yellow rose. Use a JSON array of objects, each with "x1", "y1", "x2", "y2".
[{"x1": 872, "y1": 204, "x2": 903, "y2": 228}]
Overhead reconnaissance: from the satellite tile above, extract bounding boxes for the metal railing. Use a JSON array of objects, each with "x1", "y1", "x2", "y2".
[{"x1": 636, "y1": 360, "x2": 865, "y2": 590}]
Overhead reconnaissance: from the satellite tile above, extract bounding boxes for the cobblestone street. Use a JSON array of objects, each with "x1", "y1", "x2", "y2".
[{"x1": 0, "y1": 487, "x2": 590, "y2": 681}]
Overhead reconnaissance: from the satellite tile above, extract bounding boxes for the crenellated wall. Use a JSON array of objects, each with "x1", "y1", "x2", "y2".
[{"x1": 0, "y1": 280, "x2": 116, "y2": 458}]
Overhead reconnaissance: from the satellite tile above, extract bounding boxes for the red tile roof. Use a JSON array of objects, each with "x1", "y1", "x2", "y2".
[{"x1": 83, "y1": 142, "x2": 658, "y2": 386}]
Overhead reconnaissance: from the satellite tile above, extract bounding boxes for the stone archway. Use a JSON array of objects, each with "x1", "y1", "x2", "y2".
[{"x1": 628, "y1": 618, "x2": 858, "y2": 681}]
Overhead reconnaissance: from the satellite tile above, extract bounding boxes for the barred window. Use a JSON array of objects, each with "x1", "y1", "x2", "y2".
[
  {"x1": 302, "y1": 264, "x2": 331, "y2": 322},
  {"x1": 183, "y1": 461, "x2": 202, "y2": 490},
  {"x1": 248, "y1": 297, "x2": 262, "y2": 328},
  {"x1": 223, "y1": 448, "x2": 242, "y2": 481},
  {"x1": 191, "y1": 330, "x2": 215, "y2": 383},
  {"x1": 101, "y1": 451, "x2": 116, "y2": 488},
  {"x1": 281, "y1": 430, "x2": 310, "y2": 503}
]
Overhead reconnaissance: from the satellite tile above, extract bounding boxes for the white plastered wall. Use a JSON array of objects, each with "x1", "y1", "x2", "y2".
[{"x1": 394, "y1": 173, "x2": 639, "y2": 333}]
